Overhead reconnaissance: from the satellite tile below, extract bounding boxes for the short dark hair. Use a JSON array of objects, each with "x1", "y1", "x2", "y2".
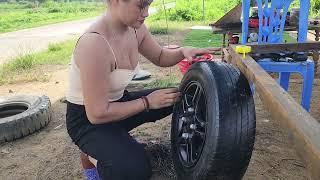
[{"x1": 139, "y1": 0, "x2": 153, "y2": 7}]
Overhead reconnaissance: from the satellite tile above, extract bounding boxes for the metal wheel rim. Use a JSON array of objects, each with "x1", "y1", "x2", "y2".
[{"x1": 176, "y1": 81, "x2": 207, "y2": 168}]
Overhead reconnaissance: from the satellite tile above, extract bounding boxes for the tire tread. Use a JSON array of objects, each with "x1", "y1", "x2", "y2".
[{"x1": 0, "y1": 95, "x2": 51, "y2": 144}]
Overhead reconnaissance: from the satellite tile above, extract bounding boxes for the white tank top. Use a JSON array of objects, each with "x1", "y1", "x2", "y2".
[{"x1": 66, "y1": 32, "x2": 140, "y2": 105}]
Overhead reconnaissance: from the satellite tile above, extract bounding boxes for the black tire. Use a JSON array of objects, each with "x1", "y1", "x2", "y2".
[
  {"x1": 0, "y1": 95, "x2": 51, "y2": 144},
  {"x1": 171, "y1": 61, "x2": 256, "y2": 180}
]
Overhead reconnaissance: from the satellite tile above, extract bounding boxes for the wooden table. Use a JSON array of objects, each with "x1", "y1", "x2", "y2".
[
  {"x1": 211, "y1": 24, "x2": 320, "y2": 74},
  {"x1": 210, "y1": 24, "x2": 320, "y2": 46}
]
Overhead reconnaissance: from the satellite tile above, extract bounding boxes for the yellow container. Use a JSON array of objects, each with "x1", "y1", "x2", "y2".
[{"x1": 235, "y1": 45, "x2": 252, "y2": 58}]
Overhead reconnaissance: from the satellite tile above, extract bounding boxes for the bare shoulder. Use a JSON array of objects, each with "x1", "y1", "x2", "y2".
[
  {"x1": 73, "y1": 33, "x2": 113, "y2": 68},
  {"x1": 74, "y1": 16, "x2": 109, "y2": 58},
  {"x1": 75, "y1": 32, "x2": 106, "y2": 51}
]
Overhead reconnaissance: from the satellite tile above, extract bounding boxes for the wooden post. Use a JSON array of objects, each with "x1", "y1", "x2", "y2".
[
  {"x1": 222, "y1": 33, "x2": 226, "y2": 47},
  {"x1": 222, "y1": 48, "x2": 231, "y2": 63},
  {"x1": 313, "y1": 51, "x2": 319, "y2": 76},
  {"x1": 314, "y1": 29, "x2": 320, "y2": 76},
  {"x1": 228, "y1": 45, "x2": 320, "y2": 180},
  {"x1": 221, "y1": 33, "x2": 226, "y2": 61},
  {"x1": 315, "y1": 28, "x2": 320, "y2": 41}
]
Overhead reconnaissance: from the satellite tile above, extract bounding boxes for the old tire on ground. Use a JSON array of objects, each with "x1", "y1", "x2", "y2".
[
  {"x1": 171, "y1": 61, "x2": 256, "y2": 180},
  {"x1": 0, "y1": 95, "x2": 51, "y2": 144}
]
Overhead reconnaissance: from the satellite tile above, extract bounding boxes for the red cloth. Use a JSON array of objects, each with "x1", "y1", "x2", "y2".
[{"x1": 178, "y1": 54, "x2": 215, "y2": 74}]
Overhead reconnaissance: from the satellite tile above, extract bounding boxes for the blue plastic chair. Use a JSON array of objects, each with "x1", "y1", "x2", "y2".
[{"x1": 242, "y1": 0, "x2": 314, "y2": 111}]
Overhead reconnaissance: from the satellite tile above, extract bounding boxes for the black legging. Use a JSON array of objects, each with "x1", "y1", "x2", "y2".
[{"x1": 66, "y1": 89, "x2": 173, "y2": 180}]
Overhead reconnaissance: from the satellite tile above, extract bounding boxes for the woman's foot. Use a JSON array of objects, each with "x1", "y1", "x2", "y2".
[
  {"x1": 84, "y1": 168, "x2": 100, "y2": 180},
  {"x1": 81, "y1": 152, "x2": 100, "y2": 180}
]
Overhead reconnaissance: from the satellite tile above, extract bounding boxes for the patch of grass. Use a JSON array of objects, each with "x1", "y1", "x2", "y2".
[
  {"x1": 36, "y1": 40, "x2": 76, "y2": 65},
  {"x1": 182, "y1": 29, "x2": 297, "y2": 48},
  {"x1": 292, "y1": 0, "x2": 320, "y2": 18},
  {"x1": 0, "y1": 2, "x2": 104, "y2": 33},
  {"x1": 48, "y1": 43, "x2": 63, "y2": 52},
  {"x1": 150, "y1": 0, "x2": 240, "y2": 23},
  {"x1": 147, "y1": 21, "x2": 169, "y2": 34},
  {"x1": 150, "y1": 0, "x2": 318, "y2": 23},
  {"x1": 183, "y1": 29, "x2": 222, "y2": 48},
  {"x1": 0, "y1": 39, "x2": 76, "y2": 85},
  {"x1": 283, "y1": 32, "x2": 297, "y2": 43},
  {"x1": 144, "y1": 75, "x2": 180, "y2": 89},
  {"x1": 8, "y1": 54, "x2": 36, "y2": 71},
  {"x1": 151, "y1": 0, "x2": 176, "y2": 7},
  {"x1": 145, "y1": 20, "x2": 203, "y2": 35}
]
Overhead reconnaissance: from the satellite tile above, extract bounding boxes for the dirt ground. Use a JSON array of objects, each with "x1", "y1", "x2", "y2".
[{"x1": 0, "y1": 31, "x2": 319, "y2": 180}]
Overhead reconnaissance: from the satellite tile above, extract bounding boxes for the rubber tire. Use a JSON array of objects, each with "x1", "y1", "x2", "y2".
[
  {"x1": 0, "y1": 95, "x2": 51, "y2": 144},
  {"x1": 171, "y1": 61, "x2": 256, "y2": 180}
]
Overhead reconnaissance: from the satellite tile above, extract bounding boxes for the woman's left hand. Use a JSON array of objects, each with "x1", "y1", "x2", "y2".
[{"x1": 181, "y1": 47, "x2": 221, "y2": 62}]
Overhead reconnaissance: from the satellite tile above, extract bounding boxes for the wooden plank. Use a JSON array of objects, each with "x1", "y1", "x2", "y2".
[
  {"x1": 210, "y1": 3, "x2": 242, "y2": 27},
  {"x1": 313, "y1": 50, "x2": 319, "y2": 75},
  {"x1": 222, "y1": 48, "x2": 231, "y2": 62},
  {"x1": 228, "y1": 45, "x2": 320, "y2": 180},
  {"x1": 249, "y1": 42, "x2": 320, "y2": 54}
]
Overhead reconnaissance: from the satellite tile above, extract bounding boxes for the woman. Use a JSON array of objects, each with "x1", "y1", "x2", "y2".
[{"x1": 65, "y1": 0, "x2": 220, "y2": 179}]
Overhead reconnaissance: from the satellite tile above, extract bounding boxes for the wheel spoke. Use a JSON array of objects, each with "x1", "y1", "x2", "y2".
[
  {"x1": 182, "y1": 94, "x2": 187, "y2": 112},
  {"x1": 179, "y1": 145, "x2": 187, "y2": 162},
  {"x1": 183, "y1": 93, "x2": 191, "y2": 108},
  {"x1": 178, "y1": 118, "x2": 183, "y2": 132},
  {"x1": 194, "y1": 129, "x2": 205, "y2": 139},
  {"x1": 189, "y1": 139, "x2": 195, "y2": 163},
  {"x1": 177, "y1": 136, "x2": 184, "y2": 144},
  {"x1": 192, "y1": 85, "x2": 202, "y2": 106},
  {"x1": 186, "y1": 140, "x2": 191, "y2": 163},
  {"x1": 195, "y1": 114, "x2": 206, "y2": 127}
]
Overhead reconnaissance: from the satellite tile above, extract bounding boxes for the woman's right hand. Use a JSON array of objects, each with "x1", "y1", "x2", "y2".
[{"x1": 146, "y1": 88, "x2": 181, "y2": 109}]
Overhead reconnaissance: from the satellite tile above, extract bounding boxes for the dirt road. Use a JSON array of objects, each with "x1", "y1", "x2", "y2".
[{"x1": 0, "y1": 18, "x2": 95, "y2": 64}]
